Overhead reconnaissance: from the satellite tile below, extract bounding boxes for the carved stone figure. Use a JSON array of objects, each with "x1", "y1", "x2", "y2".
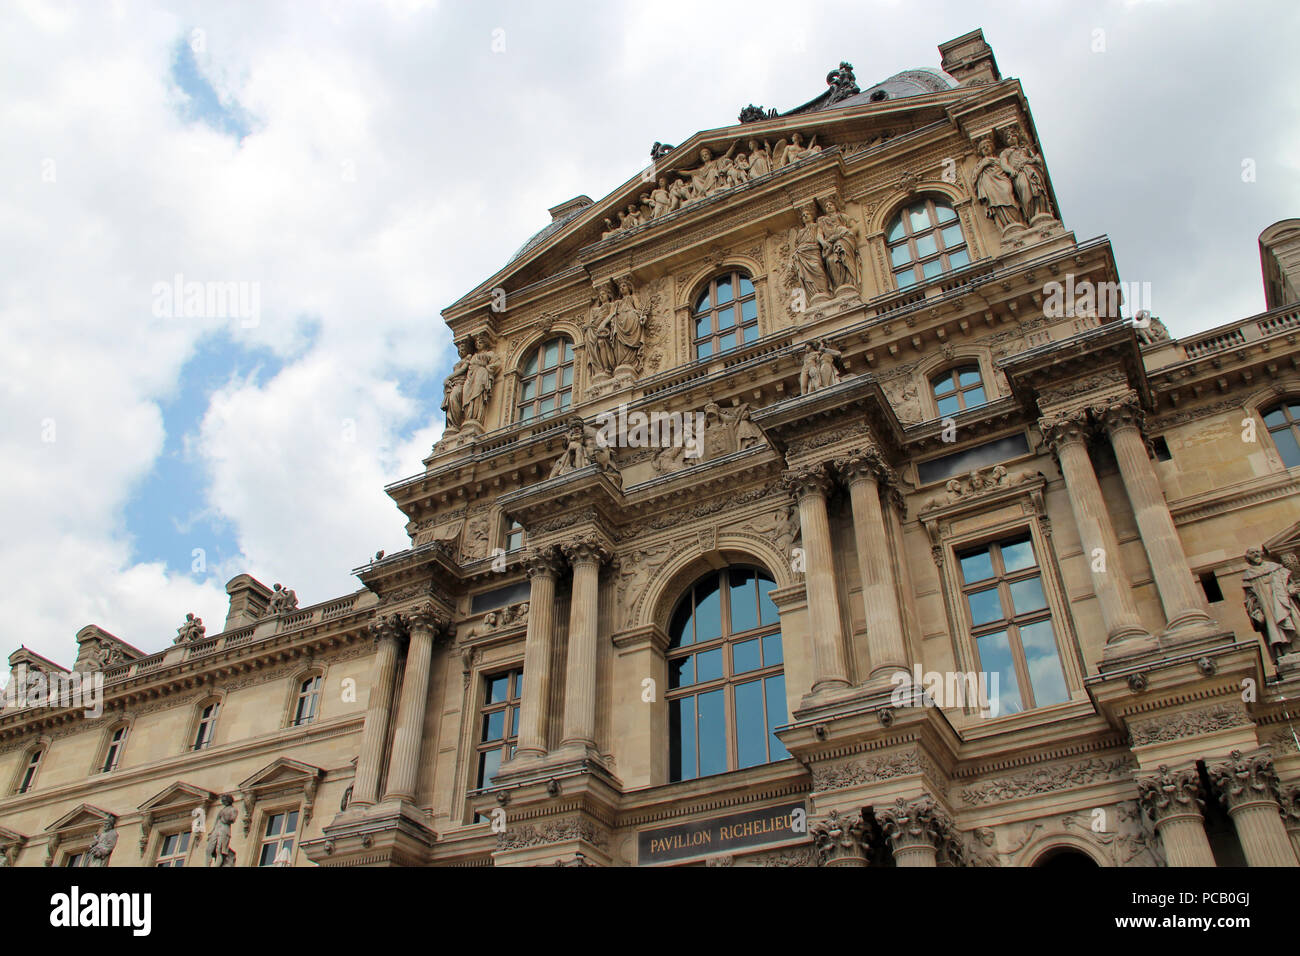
[
  {"x1": 1242, "y1": 548, "x2": 1300, "y2": 663},
  {"x1": 746, "y1": 139, "x2": 773, "y2": 178},
  {"x1": 825, "y1": 61, "x2": 860, "y2": 104},
  {"x1": 206, "y1": 793, "x2": 238, "y2": 867},
  {"x1": 772, "y1": 501, "x2": 800, "y2": 556},
  {"x1": 549, "y1": 419, "x2": 620, "y2": 487},
  {"x1": 971, "y1": 136, "x2": 1021, "y2": 231},
  {"x1": 778, "y1": 132, "x2": 820, "y2": 167},
  {"x1": 799, "y1": 340, "x2": 842, "y2": 394},
  {"x1": 683, "y1": 144, "x2": 736, "y2": 201},
  {"x1": 83, "y1": 815, "x2": 117, "y2": 866},
  {"x1": 441, "y1": 338, "x2": 472, "y2": 430},
  {"x1": 999, "y1": 126, "x2": 1052, "y2": 223},
  {"x1": 667, "y1": 178, "x2": 693, "y2": 211},
  {"x1": 174, "y1": 613, "x2": 205, "y2": 645},
  {"x1": 609, "y1": 276, "x2": 651, "y2": 372},
  {"x1": 461, "y1": 513, "x2": 491, "y2": 561},
  {"x1": 815, "y1": 197, "x2": 861, "y2": 291},
  {"x1": 267, "y1": 583, "x2": 299, "y2": 616},
  {"x1": 1134, "y1": 312, "x2": 1170, "y2": 345},
  {"x1": 461, "y1": 332, "x2": 502, "y2": 426},
  {"x1": 647, "y1": 177, "x2": 672, "y2": 219},
  {"x1": 583, "y1": 283, "x2": 618, "y2": 379},
  {"x1": 730, "y1": 405, "x2": 765, "y2": 450},
  {"x1": 787, "y1": 205, "x2": 831, "y2": 302}
]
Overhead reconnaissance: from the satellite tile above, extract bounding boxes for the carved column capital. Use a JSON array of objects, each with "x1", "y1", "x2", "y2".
[
  {"x1": 1136, "y1": 763, "x2": 1205, "y2": 824},
  {"x1": 561, "y1": 538, "x2": 613, "y2": 568},
  {"x1": 835, "y1": 446, "x2": 890, "y2": 486},
  {"x1": 368, "y1": 612, "x2": 405, "y2": 645},
  {"x1": 810, "y1": 809, "x2": 870, "y2": 866},
  {"x1": 402, "y1": 603, "x2": 444, "y2": 637},
  {"x1": 1092, "y1": 393, "x2": 1144, "y2": 437},
  {"x1": 781, "y1": 462, "x2": 834, "y2": 501},
  {"x1": 1036, "y1": 409, "x2": 1091, "y2": 454},
  {"x1": 874, "y1": 795, "x2": 955, "y2": 854},
  {"x1": 1208, "y1": 748, "x2": 1280, "y2": 812},
  {"x1": 524, "y1": 545, "x2": 565, "y2": 579}
]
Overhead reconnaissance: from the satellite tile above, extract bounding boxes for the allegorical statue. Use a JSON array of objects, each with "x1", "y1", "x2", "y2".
[
  {"x1": 174, "y1": 613, "x2": 205, "y2": 645},
  {"x1": 746, "y1": 139, "x2": 774, "y2": 179},
  {"x1": 816, "y1": 197, "x2": 861, "y2": 291},
  {"x1": 583, "y1": 283, "x2": 618, "y2": 379},
  {"x1": 799, "y1": 340, "x2": 842, "y2": 395},
  {"x1": 971, "y1": 136, "x2": 1021, "y2": 231},
  {"x1": 609, "y1": 276, "x2": 651, "y2": 372},
  {"x1": 267, "y1": 583, "x2": 298, "y2": 616},
  {"x1": 549, "y1": 418, "x2": 620, "y2": 487},
  {"x1": 206, "y1": 793, "x2": 239, "y2": 867},
  {"x1": 787, "y1": 205, "x2": 831, "y2": 302},
  {"x1": 461, "y1": 332, "x2": 502, "y2": 426},
  {"x1": 440, "y1": 337, "x2": 472, "y2": 430},
  {"x1": 999, "y1": 126, "x2": 1052, "y2": 223},
  {"x1": 1242, "y1": 548, "x2": 1300, "y2": 663},
  {"x1": 83, "y1": 815, "x2": 118, "y2": 866}
]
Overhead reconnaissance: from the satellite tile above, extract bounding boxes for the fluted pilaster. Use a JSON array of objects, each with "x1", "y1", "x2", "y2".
[
  {"x1": 383, "y1": 603, "x2": 442, "y2": 802},
  {"x1": 560, "y1": 539, "x2": 612, "y2": 751},
  {"x1": 351, "y1": 613, "x2": 403, "y2": 807}
]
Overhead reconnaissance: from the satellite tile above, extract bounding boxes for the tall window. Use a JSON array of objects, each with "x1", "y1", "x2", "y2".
[
  {"x1": 932, "y1": 365, "x2": 987, "y2": 416},
  {"x1": 156, "y1": 832, "x2": 190, "y2": 867},
  {"x1": 17, "y1": 747, "x2": 42, "y2": 793},
  {"x1": 957, "y1": 534, "x2": 1068, "y2": 715},
  {"x1": 667, "y1": 567, "x2": 787, "y2": 782},
  {"x1": 476, "y1": 669, "x2": 523, "y2": 790},
  {"x1": 1263, "y1": 402, "x2": 1300, "y2": 468},
  {"x1": 693, "y1": 271, "x2": 759, "y2": 360},
  {"x1": 504, "y1": 517, "x2": 525, "y2": 553},
  {"x1": 193, "y1": 701, "x2": 220, "y2": 750},
  {"x1": 887, "y1": 198, "x2": 970, "y2": 289},
  {"x1": 517, "y1": 337, "x2": 574, "y2": 423},
  {"x1": 293, "y1": 676, "x2": 321, "y2": 727},
  {"x1": 257, "y1": 810, "x2": 298, "y2": 866},
  {"x1": 101, "y1": 724, "x2": 128, "y2": 773}
]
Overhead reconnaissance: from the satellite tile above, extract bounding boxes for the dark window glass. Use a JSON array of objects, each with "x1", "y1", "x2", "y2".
[
  {"x1": 916, "y1": 434, "x2": 1031, "y2": 485},
  {"x1": 258, "y1": 811, "x2": 298, "y2": 867},
  {"x1": 293, "y1": 676, "x2": 321, "y2": 726},
  {"x1": 475, "y1": 668, "x2": 523, "y2": 791}
]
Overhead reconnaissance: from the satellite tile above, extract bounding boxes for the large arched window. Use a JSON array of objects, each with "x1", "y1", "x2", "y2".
[
  {"x1": 1262, "y1": 401, "x2": 1300, "y2": 468},
  {"x1": 886, "y1": 197, "x2": 970, "y2": 289},
  {"x1": 693, "y1": 270, "x2": 759, "y2": 360},
  {"x1": 932, "y1": 365, "x2": 987, "y2": 416},
  {"x1": 516, "y1": 337, "x2": 574, "y2": 423},
  {"x1": 667, "y1": 567, "x2": 788, "y2": 781}
]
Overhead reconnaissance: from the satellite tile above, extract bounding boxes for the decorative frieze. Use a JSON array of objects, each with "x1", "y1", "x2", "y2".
[
  {"x1": 1127, "y1": 705, "x2": 1250, "y2": 746},
  {"x1": 497, "y1": 817, "x2": 607, "y2": 851},
  {"x1": 959, "y1": 756, "x2": 1135, "y2": 806},
  {"x1": 811, "y1": 750, "x2": 922, "y2": 792}
]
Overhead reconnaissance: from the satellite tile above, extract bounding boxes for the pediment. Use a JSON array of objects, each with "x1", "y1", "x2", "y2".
[
  {"x1": 138, "y1": 781, "x2": 214, "y2": 815},
  {"x1": 1264, "y1": 521, "x2": 1300, "y2": 557},
  {"x1": 0, "y1": 824, "x2": 25, "y2": 844},
  {"x1": 45, "y1": 803, "x2": 115, "y2": 835},
  {"x1": 239, "y1": 757, "x2": 323, "y2": 796}
]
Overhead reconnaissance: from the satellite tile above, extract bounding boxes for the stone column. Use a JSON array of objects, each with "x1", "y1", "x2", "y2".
[
  {"x1": 1136, "y1": 763, "x2": 1216, "y2": 867},
  {"x1": 351, "y1": 614, "x2": 403, "y2": 807},
  {"x1": 782, "y1": 464, "x2": 850, "y2": 693},
  {"x1": 1280, "y1": 785, "x2": 1300, "y2": 862},
  {"x1": 560, "y1": 539, "x2": 611, "y2": 752},
  {"x1": 1209, "y1": 749, "x2": 1299, "y2": 867},
  {"x1": 382, "y1": 604, "x2": 441, "y2": 802},
  {"x1": 1096, "y1": 397, "x2": 1217, "y2": 636},
  {"x1": 1040, "y1": 411, "x2": 1154, "y2": 656},
  {"x1": 837, "y1": 449, "x2": 908, "y2": 683},
  {"x1": 875, "y1": 796, "x2": 952, "y2": 867},
  {"x1": 811, "y1": 809, "x2": 870, "y2": 867},
  {"x1": 514, "y1": 547, "x2": 563, "y2": 761}
]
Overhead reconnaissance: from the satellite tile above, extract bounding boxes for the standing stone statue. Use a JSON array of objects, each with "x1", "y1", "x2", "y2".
[
  {"x1": 971, "y1": 136, "x2": 1022, "y2": 231},
  {"x1": 440, "y1": 338, "x2": 472, "y2": 430},
  {"x1": 549, "y1": 418, "x2": 620, "y2": 487},
  {"x1": 609, "y1": 276, "x2": 651, "y2": 373},
  {"x1": 461, "y1": 332, "x2": 502, "y2": 426},
  {"x1": 174, "y1": 613, "x2": 205, "y2": 645},
  {"x1": 799, "y1": 340, "x2": 842, "y2": 394},
  {"x1": 999, "y1": 126, "x2": 1052, "y2": 223},
  {"x1": 206, "y1": 793, "x2": 239, "y2": 867},
  {"x1": 746, "y1": 139, "x2": 774, "y2": 179},
  {"x1": 1242, "y1": 548, "x2": 1300, "y2": 663},
  {"x1": 583, "y1": 284, "x2": 618, "y2": 379},
  {"x1": 787, "y1": 205, "x2": 831, "y2": 302},
  {"x1": 816, "y1": 197, "x2": 861, "y2": 292},
  {"x1": 83, "y1": 815, "x2": 118, "y2": 867}
]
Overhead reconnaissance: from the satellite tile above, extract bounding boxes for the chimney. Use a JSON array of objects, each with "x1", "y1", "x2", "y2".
[
  {"x1": 939, "y1": 29, "x2": 1001, "y2": 87},
  {"x1": 547, "y1": 195, "x2": 594, "y2": 222},
  {"x1": 1259, "y1": 219, "x2": 1300, "y2": 310},
  {"x1": 224, "y1": 574, "x2": 273, "y2": 631}
]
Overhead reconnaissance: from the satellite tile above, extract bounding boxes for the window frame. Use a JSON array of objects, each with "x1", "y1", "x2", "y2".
[
  {"x1": 99, "y1": 723, "x2": 129, "y2": 774},
  {"x1": 291, "y1": 674, "x2": 322, "y2": 728},
  {"x1": 16, "y1": 746, "x2": 44, "y2": 794},
  {"x1": 930, "y1": 364, "x2": 989, "y2": 417},
  {"x1": 885, "y1": 196, "x2": 970, "y2": 290},
  {"x1": 255, "y1": 806, "x2": 301, "y2": 867},
  {"x1": 192, "y1": 699, "x2": 220, "y2": 751},
  {"x1": 1261, "y1": 400, "x2": 1300, "y2": 470},
  {"x1": 155, "y1": 830, "x2": 192, "y2": 867},
  {"x1": 691, "y1": 270, "x2": 760, "y2": 361},
  {"x1": 515, "y1": 336, "x2": 575, "y2": 424},
  {"x1": 474, "y1": 667, "x2": 523, "y2": 792}
]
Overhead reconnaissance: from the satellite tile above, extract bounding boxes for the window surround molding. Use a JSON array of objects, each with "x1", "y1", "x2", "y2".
[
  {"x1": 237, "y1": 757, "x2": 323, "y2": 855},
  {"x1": 93, "y1": 716, "x2": 134, "y2": 775},
  {"x1": 43, "y1": 803, "x2": 116, "y2": 868},
  {"x1": 458, "y1": 652, "x2": 525, "y2": 824},
  {"x1": 919, "y1": 474, "x2": 1086, "y2": 714},
  {"x1": 137, "y1": 781, "x2": 215, "y2": 860},
  {"x1": 11, "y1": 736, "x2": 50, "y2": 794},
  {"x1": 1245, "y1": 383, "x2": 1300, "y2": 472},
  {"x1": 911, "y1": 346, "x2": 1001, "y2": 421},
  {"x1": 283, "y1": 666, "x2": 326, "y2": 729},
  {"x1": 675, "y1": 255, "x2": 769, "y2": 369},
  {"x1": 864, "y1": 184, "x2": 986, "y2": 298},
  {"x1": 182, "y1": 693, "x2": 226, "y2": 753}
]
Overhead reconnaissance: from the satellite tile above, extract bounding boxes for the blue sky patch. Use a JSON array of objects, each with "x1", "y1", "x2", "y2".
[{"x1": 169, "y1": 34, "x2": 254, "y2": 140}]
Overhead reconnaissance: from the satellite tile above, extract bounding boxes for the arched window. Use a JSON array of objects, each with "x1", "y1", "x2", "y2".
[
  {"x1": 16, "y1": 746, "x2": 43, "y2": 794},
  {"x1": 932, "y1": 365, "x2": 987, "y2": 416},
  {"x1": 292, "y1": 675, "x2": 321, "y2": 727},
  {"x1": 886, "y1": 198, "x2": 970, "y2": 289},
  {"x1": 516, "y1": 337, "x2": 574, "y2": 423},
  {"x1": 100, "y1": 723, "x2": 129, "y2": 773},
  {"x1": 1262, "y1": 401, "x2": 1300, "y2": 468},
  {"x1": 667, "y1": 567, "x2": 788, "y2": 781},
  {"x1": 693, "y1": 270, "x2": 759, "y2": 360},
  {"x1": 192, "y1": 699, "x2": 221, "y2": 751}
]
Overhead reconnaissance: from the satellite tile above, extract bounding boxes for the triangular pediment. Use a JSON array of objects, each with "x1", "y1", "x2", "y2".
[
  {"x1": 0, "y1": 824, "x2": 25, "y2": 844},
  {"x1": 45, "y1": 803, "x2": 115, "y2": 835},
  {"x1": 1264, "y1": 521, "x2": 1300, "y2": 556},
  {"x1": 138, "y1": 781, "x2": 214, "y2": 814},
  {"x1": 239, "y1": 757, "x2": 323, "y2": 795}
]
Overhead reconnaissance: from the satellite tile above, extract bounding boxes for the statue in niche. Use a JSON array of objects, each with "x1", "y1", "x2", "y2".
[
  {"x1": 461, "y1": 332, "x2": 502, "y2": 426},
  {"x1": 816, "y1": 197, "x2": 861, "y2": 291},
  {"x1": 206, "y1": 793, "x2": 238, "y2": 867},
  {"x1": 773, "y1": 501, "x2": 801, "y2": 556},
  {"x1": 549, "y1": 418, "x2": 620, "y2": 487},
  {"x1": 267, "y1": 583, "x2": 298, "y2": 616},
  {"x1": 971, "y1": 136, "x2": 1022, "y2": 231},
  {"x1": 1242, "y1": 547, "x2": 1300, "y2": 663},
  {"x1": 799, "y1": 340, "x2": 842, "y2": 394},
  {"x1": 83, "y1": 815, "x2": 117, "y2": 866},
  {"x1": 175, "y1": 613, "x2": 206, "y2": 644},
  {"x1": 732, "y1": 405, "x2": 765, "y2": 449},
  {"x1": 609, "y1": 276, "x2": 652, "y2": 372},
  {"x1": 999, "y1": 126, "x2": 1053, "y2": 223},
  {"x1": 786, "y1": 205, "x2": 831, "y2": 302},
  {"x1": 440, "y1": 337, "x2": 472, "y2": 430},
  {"x1": 746, "y1": 139, "x2": 774, "y2": 179}
]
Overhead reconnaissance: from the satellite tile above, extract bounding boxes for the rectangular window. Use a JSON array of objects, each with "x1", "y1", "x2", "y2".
[
  {"x1": 476, "y1": 668, "x2": 523, "y2": 790},
  {"x1": 257, "y1": 810, "x2": 299, "y2": 866},
  {"x1": 1199, "y1": 571, "x2": 1224, "y2": 603},
  {"x1": 505, "y1": 518, "x2": 525, "y2": 553},
  {"x1": 293, "y1": 676, "x2": 321, "y2": 726},
  {"x1": 957, "y1": 533, "x2": 1069, "y2": 715},
  {"x1": 156, "y1": 831, "x2": 191, "y2": 867}
]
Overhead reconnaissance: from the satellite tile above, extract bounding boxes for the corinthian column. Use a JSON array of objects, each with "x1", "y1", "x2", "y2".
[
  {"x1": 782, "y1": 464, "x2": 850, "y2": 693},
  {"x1": 560, "y1": 539, "x2": 611, "y2": 752},
  {"x1": 1039, "y1": 411, "x2": 1154, "y2": 658},
  {"x1": 383, "y1": 604, "x2": 441, "y2": 802},
  {"x1": 1280, "y1": 786, "x2": 1300, "y2": 862},
  {"x1": 1209, "y1": 749, "x2": 1299, "y2": 867},
  {"x1": 1136, "y1": 763, "x2": 1216, "y2": 866},
  {"x1": 514, "y1": 547, "x2": 563, "y2": 761},
  {"x1": 875, "y1": 796, "x2": 952, "y2": 867},
  {"x1": 351, "y1": 614, "x2": 403, "y2": 807},
  {"x1": 1096, "y1": 396, "x2": 1217, "y2": 638},
  {"x1": 811, "y1": 809, "x2": 870, "y2": 867},
  {"x1": 837, "y1": 448, "x2": 908, "y2": 683}
]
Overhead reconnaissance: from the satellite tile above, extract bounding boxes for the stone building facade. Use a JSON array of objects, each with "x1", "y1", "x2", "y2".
[{"x1": 3, "y1": 29, "x2": 1300, "y2": 868}]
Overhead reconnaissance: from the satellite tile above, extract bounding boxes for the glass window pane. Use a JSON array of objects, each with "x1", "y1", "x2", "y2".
[
  {"x1": 1289, "y1": 403, "x2": 1300, "y2": 419},
  {"x1": 542, "y1": 341, "x2": 559, "y2": 369},
  {"x1": 766, "y1": 675, "x2": 789, "y2": 761},
  {"x1": 670, "y1": 698, "x2": 695, "y2": 781},
  {"x1": 959, "y1": 548, "x2": 994, "y2": 583},
  {"x1": 729, "y1": 569, "x2": 758, "y2": 633},
  {"x1": 937, "y1": 394, "x2": 961, "y2": 417},
  {"x1": 668, "y1": 654, "x2": 693, "y2": 689},
  {"x1": 1020, "y1": 620, "x2": 1068, "y2": 707},
  {"x1": 964, "y1": 385, "x2": 986, "y2": 408},
  {"x1": 717, "y1": 307, "x2": 735, "y2": 329},
  {"x1": 908, "y1": 206, "x2": 931, "y2": 232},
  {"x1": 562, "y1": 340, "x2": 573, "y2": 360},
  {"x1": 948, "y1": 248, "x2": 970, "y2": 269},
  {"x1": 482, "y1": 710, "x2": 505, "y2": 742},
  {"x1": 735, "y1": 680, "x2": 767, "y2": 768},
  {"x1": 966, "y1": 587, "x2": 1003, "y2": 627},
  {"x1": 758, "y1": 577, "x2": 779, "y2": 626},
  {"x1": 488, "y1": 675, "x2": 509, "y2": 704},
  {"x1": 733, "y1": 639, "x2": 761, "y2": 674},
  {"x1": 719, "y1": 332, "x2": 736, "y2": 352},
  {"x1": 743, "y1": 323, "x2": 759, "y2": 343},
  {"x1": 977, "y1": 630, "x2": 1022, "y2": 716},
  {"x1": 695, "y1": 577, "x2": 721, "y2": 641},
  {"x1": 741, "y1": 298, "x2": 757, "y2": 322},
  {"x1": 935, "y1": 202, "x2": 958, "y2": 223},
  {"x1": 762, "y1": 632, "x2": 783, "y2": 666},
  {"x1": 886, "y1": 218, "x2": 906, "y2": 243},
  {"x1": 1274, "y1": 428, "x2": 1300, "y2": 469},
  {"x1": 266, "y1": 815, "x2": 282, "y2": 837},
  {"x1": 1000, "y1": 537, "x2": 1036, "y2": 572},
  {"x1": 523, "y1": 353, "x2": 538, "y2": 375},
  {"x1": 478, "y1": 748, "x2": 501, "y2": 788},
  {"x1": 697, "y1": 341, "x2": 712, "y2": 359},
  {"x1": 716, "y1": 277, "x2": 733, "y2": 303},
  {"x1": 259, "y1": 844, "x2": 277, "y2": 867},
  {"x1": 670, "y1": 597, "x2": 694, "y2": 647},
  {"x1": 958, "y1": 367, "x2": 982, "y2": 388},
  {"x1": 561, "y1": 365, "x2": 573, "y2": 386},
  {"x1": 933, "y1": 372, "x2": 955, "y2": 395},
  {"x1": 695, "y1": 291, "x2": 711, "y2": 314},
  {"x1": 1009, "y1": 576, "x2": 1048, "y2": 615},
  {"x1": 895, "y1": 269, "x2": 918, "y2": 289},
  {"x1": 738, "y1": 275, "x2": 754, "y2": 296},
  {"x1": 695, "y1": 315, "x2": 712, "y2": 338},
  {"x1": 511, "y1": 707, "x2": 519, "y2": 736},
  {"x1": 890, "y1": 243, "x2": 912, "y2": 267},
  {"x1": 941, "y1": 224, "x2": 964, "y2": 248},
  {"x1": 697, "y1": 690, "x2": 726, "y2": 777},
  {"x1": 540, "y1": 371, "x2": 556, "y2": 394},
  {"x1": 558, "y1": 392, "x2": 571, "y2": 410},
  {"x1": 1262, "y1": 407, "x2": 1286, "y2": 428},
  {"x1": 539, "y1": 396, "x2": 555, "y2": 414},
  {"x1": 915, "y1": 234, "x2": 938, "y2": 258},
  {"x1": 286, "y1": 811, "x2": 298, "y2": 833},
  {"x1": 922, "y1": 258, "x2": 944, "y2": 279},
  {"x1": 696, "y1": 648, "x2": 722, "y2": 683}
]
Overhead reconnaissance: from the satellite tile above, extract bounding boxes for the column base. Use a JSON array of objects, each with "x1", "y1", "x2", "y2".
[
  {"x1": 1157, "y1": 620, "x2": 1235, "y2": 654},
  {"x1": 1099, "y1": 632, "x2": 1160, "y2": 668}
]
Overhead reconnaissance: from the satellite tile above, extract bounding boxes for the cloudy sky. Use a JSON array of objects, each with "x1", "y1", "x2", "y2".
[{"x1": 2, "y1": 0, "x2": 1297, "y2": 667}]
